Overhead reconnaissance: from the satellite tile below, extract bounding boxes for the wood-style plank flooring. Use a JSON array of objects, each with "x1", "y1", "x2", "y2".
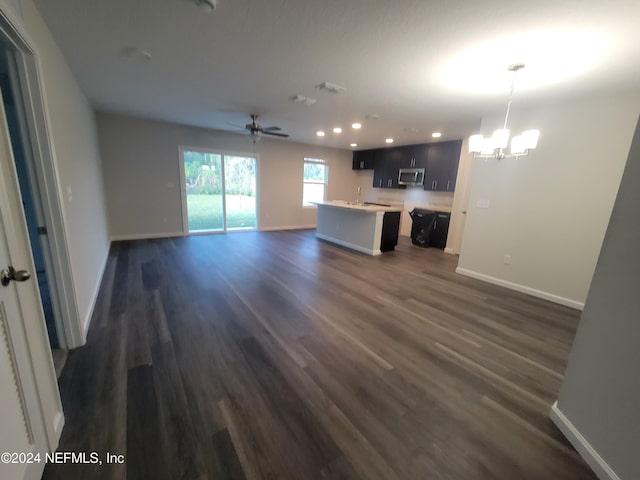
[{"x1": 43, "y1": 230, "x2": 597, "y2": 480}]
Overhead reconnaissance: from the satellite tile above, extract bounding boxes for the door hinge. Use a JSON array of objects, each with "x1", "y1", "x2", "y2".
[{"x1": 37, "y1": 226, "x2": 48, "y2": 235}]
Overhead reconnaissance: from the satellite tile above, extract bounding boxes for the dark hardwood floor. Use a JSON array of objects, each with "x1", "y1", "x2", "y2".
[{"x1": 43, "y1": 230, "x2": 597, "y2": 480}]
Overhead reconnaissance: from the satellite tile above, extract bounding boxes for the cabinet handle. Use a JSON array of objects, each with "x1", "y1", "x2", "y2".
[
  {"x1": 447, "y1": 181, "x2": 450, "y2": 190},
  {"x1": 379, "y1": 179, "x2": 382, "y2": 187},
  {"x1": 434, "y1": 180, "x2": 438, "y2": 189},
  {"x1": 431, "y1": 180, "x2": 435, "y2": 189}
]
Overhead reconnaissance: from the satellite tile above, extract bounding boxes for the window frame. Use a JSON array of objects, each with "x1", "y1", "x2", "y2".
[{"x1": 302, "y1": 157, "x2": 328, "y2": 208}]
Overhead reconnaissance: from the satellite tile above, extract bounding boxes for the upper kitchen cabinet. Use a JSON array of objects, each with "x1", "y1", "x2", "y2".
[
  {"x1": 372, "y1": 148, "x2": 406, "y2": 189},
  {"x1": 352, "y1": 149, "x2": 375, "y2": 170},
  {"x1": 424, "y1": 140, "x2": 462, "y2": 192},
  {"x1": 406, "y1": 144, "x2": 429, "y2": 168}
]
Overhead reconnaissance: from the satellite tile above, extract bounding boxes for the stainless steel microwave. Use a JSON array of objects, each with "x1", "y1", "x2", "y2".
[{"x1": 398, "y1": 168, "x2": 425, "y2": 186}]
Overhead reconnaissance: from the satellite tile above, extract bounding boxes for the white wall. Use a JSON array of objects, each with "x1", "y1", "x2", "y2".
[
  {"x1": 551, "y1": 115, "x2": 640, "y2": 480},
  {"x1": 457, "y1": 92, "x2": 640, "y2": 309},
  {"x1": 20, "y1": 0, "x2": 110, "y2": 333},
  {"x1": 96, "y1": 112, "x2": 359, "y2": 238}
]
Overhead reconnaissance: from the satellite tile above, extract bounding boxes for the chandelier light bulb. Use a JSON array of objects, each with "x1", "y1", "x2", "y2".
[{"x1": 468, "y1": 64, "x2": 540, "y2": 159}]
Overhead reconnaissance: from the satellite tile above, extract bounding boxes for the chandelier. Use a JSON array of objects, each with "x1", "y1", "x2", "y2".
[{"x1": 469, "y1": 63, "x2": 540, "y2": 159}]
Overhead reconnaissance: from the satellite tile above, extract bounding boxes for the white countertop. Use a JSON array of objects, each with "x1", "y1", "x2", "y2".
[
  {"x1": 312, "y1": 200, "x2": 402, "y2": 213},
  {"x1": 412, "y1": 204, "x2": 452, "y2": 213}
]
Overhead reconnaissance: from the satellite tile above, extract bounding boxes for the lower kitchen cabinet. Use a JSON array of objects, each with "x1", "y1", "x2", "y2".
[
  {"x1": 381, "y1": 211, "x2": 401, "y2": 251},
  {"x1": 430, "y1": 211, "x2": 451, "y2": 249}
]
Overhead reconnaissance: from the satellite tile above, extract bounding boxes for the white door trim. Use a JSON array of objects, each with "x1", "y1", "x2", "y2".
[{"x1": 0, "y1": 6, "x2": 82, "y2": 349}]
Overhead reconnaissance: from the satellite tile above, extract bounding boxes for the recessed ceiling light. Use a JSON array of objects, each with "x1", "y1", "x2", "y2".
[
  {"x1": 385, "y1": 138, "x2": 394, "y2": 144},
  {"x1": 333, "y1": 127, "x2": 342, "y2": 134},
  {"x1": 432, "y1": 132, "x2": 442, "y2": 138},
  {"x1": 350, "y1": 143, "x2": 357, "y2": 147},
  {"x1": 316, "y1": 131, "x2": 325, "y2": 137},
  {"x1": 352, "y1": 123, "x2": 362, "y2": 129},
  {"x1": 365, "y1": 114, "x2": 380, "y2": 120}
]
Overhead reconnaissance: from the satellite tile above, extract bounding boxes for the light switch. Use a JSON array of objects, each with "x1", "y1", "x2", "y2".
[
  {"x1": 66, "y1": 186, "x2": 73, "y2": 202},
  {"x1": 476, "y1": 199, "x2": 490, "y2": 209}
]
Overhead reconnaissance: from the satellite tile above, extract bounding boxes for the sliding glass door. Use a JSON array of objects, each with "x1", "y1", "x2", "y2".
[
  {"x1": 181, "y1": 149, "x2": 257, "y2": 233},
  {"x1": 224, "y1": 155, "x2": 257, "y2": 229}
]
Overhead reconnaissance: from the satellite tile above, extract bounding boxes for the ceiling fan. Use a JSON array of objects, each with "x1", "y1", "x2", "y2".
[{"x1": 244, "y1": 114, "x2": 289, "y2": 141}]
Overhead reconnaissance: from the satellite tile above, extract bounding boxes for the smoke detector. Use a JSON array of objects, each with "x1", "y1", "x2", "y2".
[
  {"x1": 316, "y1": 81, "x2": 347, "y2": 94},
  {"x1": 194, "y1": 0, "x2": 216, "y2": 13}
]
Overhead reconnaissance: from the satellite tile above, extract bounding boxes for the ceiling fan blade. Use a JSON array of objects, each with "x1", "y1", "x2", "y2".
[
  {"x1": 262, "y1": 131, "x2": 289, "y2": 138},
  {"x1": 225, "y1": 122, "x2": 246, "y2": 129},
  {"x1": 262, "y1": 126, "x2": 282, "y2": 132}
]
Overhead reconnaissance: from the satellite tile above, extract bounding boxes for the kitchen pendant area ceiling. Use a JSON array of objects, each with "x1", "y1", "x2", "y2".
[{"x1": 33, "y1": 0, "x2": 640, "y2": 150}]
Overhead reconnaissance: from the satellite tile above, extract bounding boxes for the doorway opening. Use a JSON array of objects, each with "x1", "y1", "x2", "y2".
[
  {"x1": 0, "y1": 46, "x2": 66, "y2": 374},
  {"x1": 180, "y1": 148, "x2": 258, "y2": 233}
]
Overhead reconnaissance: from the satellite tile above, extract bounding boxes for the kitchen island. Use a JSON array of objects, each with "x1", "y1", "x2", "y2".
[{"x1": 313, "y1": 200, "x2": 402, "y2": 255}]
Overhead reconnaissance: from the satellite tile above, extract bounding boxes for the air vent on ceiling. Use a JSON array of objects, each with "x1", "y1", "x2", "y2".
[
  {"x1": 316, "y1": 81, "x2": 347, "y2": 94},
  {"x1": 290, "y1": 95, "x2": 317, "y2": 105}
]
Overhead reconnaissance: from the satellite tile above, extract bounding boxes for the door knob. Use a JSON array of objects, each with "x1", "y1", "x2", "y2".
[{"x1": 1, "y1": 266, "x2": 31, "y2": 287}]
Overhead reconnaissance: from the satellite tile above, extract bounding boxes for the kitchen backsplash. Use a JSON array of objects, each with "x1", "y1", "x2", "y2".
[{"x1": 356, "y1": 171, "x2": 454, "y2": 236}]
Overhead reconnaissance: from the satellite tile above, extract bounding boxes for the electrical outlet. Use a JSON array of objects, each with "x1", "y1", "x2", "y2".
[{"x1": 503, "y1": 254, "x2": 511, "y2": 265}]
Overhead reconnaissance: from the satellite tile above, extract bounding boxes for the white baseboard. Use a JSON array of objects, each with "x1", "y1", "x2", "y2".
[
  {"x1": 260, "y1": 224, "x2": 316, "y2": 232},
  {"x1": 316, "y1": 233, "x2": 381, "y2": 256},
  {"x1": 444, "y1": 247, "x2": 456, "y2": 255},
  {"x1": 455, "y1": 267, "x2": 585, "y2": 310},
  {"x1": 82, "y1": 243, "x2": 111, "y2": 337},
  {"x1": 52, "y1": 411, "x2": 64, "y2": 449},
  {"x1": 550, "y1": 402, "x2": 620, "y2": 480},
  {"x1": 110, "y1": 231, "x2": 185, "y2": 241}
]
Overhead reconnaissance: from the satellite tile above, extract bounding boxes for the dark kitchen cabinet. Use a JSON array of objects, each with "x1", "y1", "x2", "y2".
[
  {"x1": 406, "y1": 144, "x2": 429, "y2": 168},
  {"x1": 430, "y1": 211, "x2": 451, "y2": 249},
  {"x1": 424, "y1": 140, "x2": 462, "y2": 192},
  {"x1": 368, "y1": 140, "x2": 461, "y2": 190},
  {"x1": 352, "y1": 150, "x2": 375, "y2": 170},
  {"x1": 372, "y1": 148, "x2": 406, "y2": 189},
  {"x1": 380, "y1": 211, "x2": 401, "y2": 251}
]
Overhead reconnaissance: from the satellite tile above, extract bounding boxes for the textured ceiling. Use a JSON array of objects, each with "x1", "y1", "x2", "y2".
[{"x1": 34, "y1": 0, "x2": 640, "y2": 150}]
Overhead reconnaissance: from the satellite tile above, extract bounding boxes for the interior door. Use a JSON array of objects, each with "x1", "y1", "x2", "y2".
[{"x1": 0, "y1": 88, "x2": 49, "y2": 480}]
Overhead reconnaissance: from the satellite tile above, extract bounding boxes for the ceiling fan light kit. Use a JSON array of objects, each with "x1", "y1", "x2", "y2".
[
  {"x1": 243, "y1": 114, "x2": 289, "y2": 143},
  {"x1": 469, "y1": 63, "x2": 540, "y2": 160}
]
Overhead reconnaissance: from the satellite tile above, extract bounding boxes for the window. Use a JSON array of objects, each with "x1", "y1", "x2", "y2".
[{"x1": 303, "y1": 158, "x2": 328, "y2": 207}]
